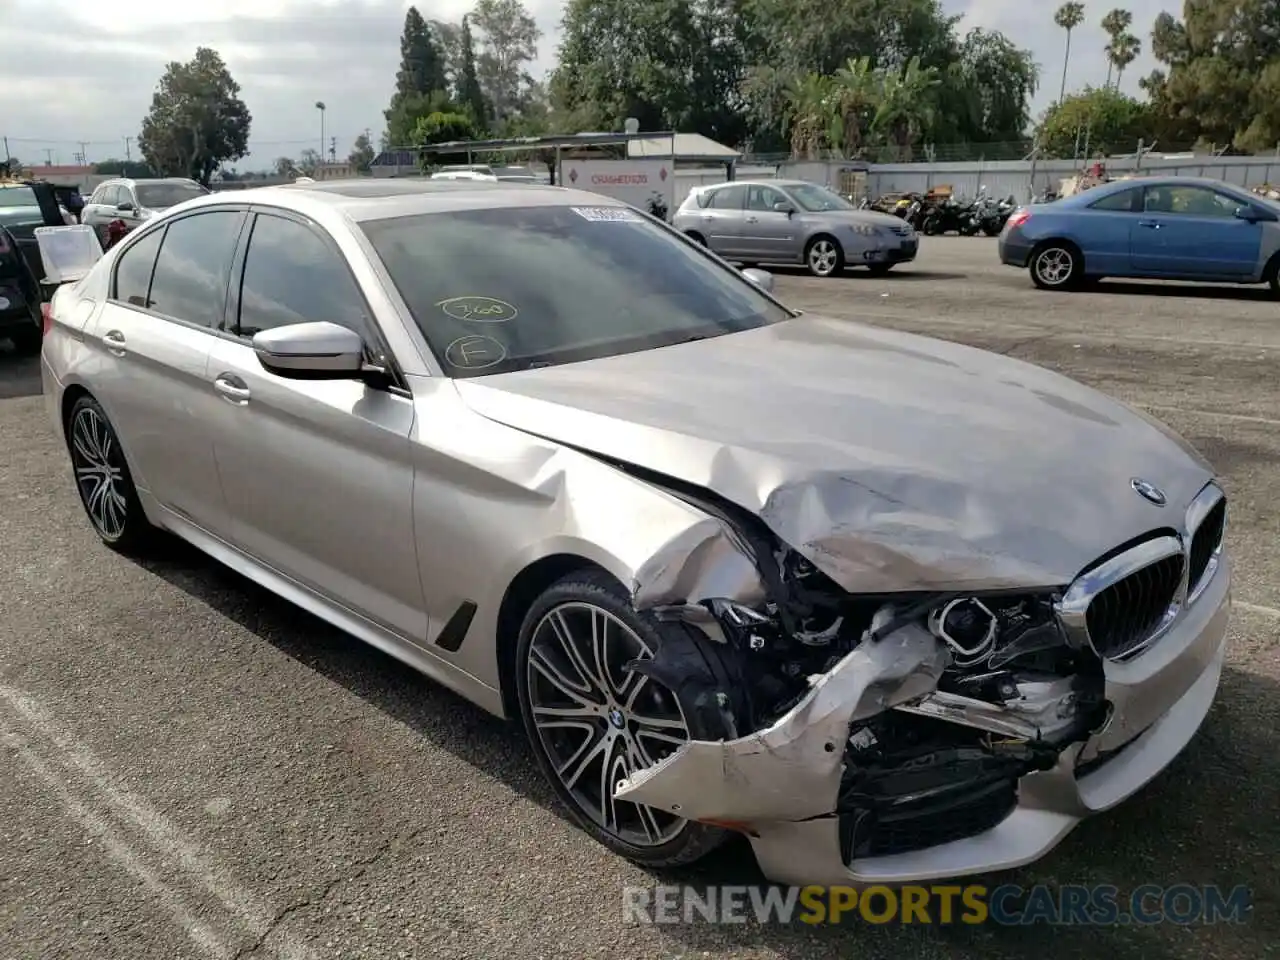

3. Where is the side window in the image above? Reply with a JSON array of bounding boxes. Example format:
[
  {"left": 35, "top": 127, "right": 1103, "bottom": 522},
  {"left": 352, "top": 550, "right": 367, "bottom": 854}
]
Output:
[
  {"left": 112, "top": 228, "right": 164, "bottom": 308},
  {"left": 746, "top": 185, "right": 785, "bottom": 211},
  {"left": 710, "top": 185, "right": 748, "bottom": 210},
  {"left": 236, "top": 214, "right": 368, "bottom": 338},
  {"left": 95, "top": 185, "right": 118, "bottom": 207},
  {"left": 146, "top": 211, "right": 245, "bottom": 328},
  {"left": 1145, "top": 186, "right": 1241, "bottom": 217},
  {"left": 1089, "top": 188, "right": 1137, "bottom": 212},
  {"left": 118, "top": 187, "right": 137, "bottom": 209}
]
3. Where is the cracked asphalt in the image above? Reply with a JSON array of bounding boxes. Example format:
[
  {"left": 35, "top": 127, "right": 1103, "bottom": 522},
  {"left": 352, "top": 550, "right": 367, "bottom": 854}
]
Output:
[{"left": 1, "top": 236, "right": 1277, "bottom": 959}]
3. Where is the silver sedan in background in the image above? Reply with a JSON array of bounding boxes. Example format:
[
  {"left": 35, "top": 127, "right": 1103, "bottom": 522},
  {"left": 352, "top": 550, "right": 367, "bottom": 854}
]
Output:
[
  {"left": 672, "top": 179, "right": 918, "bottom": 277},
  {"left": 42, "top": 179, "right": 1229, "bottom": 886}
]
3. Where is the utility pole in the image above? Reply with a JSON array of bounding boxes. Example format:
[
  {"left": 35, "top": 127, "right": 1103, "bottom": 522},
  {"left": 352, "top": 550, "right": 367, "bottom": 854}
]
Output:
[
  {"left": 78, "top": 141, "right": 89, "bottom": 165},
  {"left": 330, "top": 136, "right": 336, "bottom": 163},
  {"left": 2, "top": 136, "right": 9, "bottom": 163},
  {"left": 124, "top": 136, "right": 133, "bottom": 162},
  {"left": 44, "top": 148, "right": 54, "bottom": 166}
]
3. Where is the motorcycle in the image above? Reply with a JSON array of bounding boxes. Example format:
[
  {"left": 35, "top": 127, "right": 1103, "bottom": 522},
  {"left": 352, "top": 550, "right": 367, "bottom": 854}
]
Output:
[{"left": 922, "top": 197, "right": 976, "bottom": 236}]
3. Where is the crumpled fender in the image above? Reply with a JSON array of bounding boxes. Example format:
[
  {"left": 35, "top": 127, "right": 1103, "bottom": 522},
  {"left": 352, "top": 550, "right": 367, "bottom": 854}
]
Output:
[{"left": 613, "top": 623, "right": 947, "bottom": 822}]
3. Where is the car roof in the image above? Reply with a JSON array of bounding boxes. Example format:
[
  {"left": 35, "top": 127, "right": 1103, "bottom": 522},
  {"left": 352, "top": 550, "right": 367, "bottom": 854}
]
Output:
[
  {"left": 169, "top": 178, "right": 627, "bottom": 223},
  {"left": 102, "top": 177, "right": 204, "bottom": 187},
  {"left": 1066, "top": 175, "right": 1254, "bottom": 201}
]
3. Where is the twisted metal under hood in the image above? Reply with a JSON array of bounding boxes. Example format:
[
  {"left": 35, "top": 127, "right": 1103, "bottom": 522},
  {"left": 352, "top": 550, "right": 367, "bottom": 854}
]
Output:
[{"left": 453, "top": 315, "right": 1213, "bottom": 593}]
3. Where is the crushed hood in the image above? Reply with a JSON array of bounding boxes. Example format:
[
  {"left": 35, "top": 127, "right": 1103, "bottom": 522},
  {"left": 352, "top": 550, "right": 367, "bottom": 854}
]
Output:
[{"left": 453, "top": 315, "right": 1214, "bottom": 593}]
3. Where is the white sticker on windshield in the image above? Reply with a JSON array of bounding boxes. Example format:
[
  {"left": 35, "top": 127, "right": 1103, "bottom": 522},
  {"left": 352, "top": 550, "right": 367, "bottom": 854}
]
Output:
[{"left": 569, "top": 206, "right": 643, "bottom": 222}]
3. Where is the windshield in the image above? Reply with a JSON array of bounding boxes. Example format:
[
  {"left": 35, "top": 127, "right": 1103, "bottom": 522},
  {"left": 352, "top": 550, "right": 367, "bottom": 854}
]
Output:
[
  {"left": 136, "top": 182, "right": 209, "bottom": 209},
  {"left": 787, "top": 183, "right": 856, "bottom": 212},
  {"left": 0, "top": 185, "right": 38, "bottom": 209},
  {"left": 360, "top": 205, "right": 791, "bottom": 377}
]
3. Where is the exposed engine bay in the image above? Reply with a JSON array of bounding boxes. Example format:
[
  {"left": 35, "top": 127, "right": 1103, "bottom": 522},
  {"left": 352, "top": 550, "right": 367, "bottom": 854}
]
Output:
[{"left": 614, "top": 473, "right": 1114, "bottom": 858}]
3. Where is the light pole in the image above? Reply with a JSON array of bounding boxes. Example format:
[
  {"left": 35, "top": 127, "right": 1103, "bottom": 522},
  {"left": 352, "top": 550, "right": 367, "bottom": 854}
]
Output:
[{"left": 315, "top": 102, "right": 326, "bottom": 168}]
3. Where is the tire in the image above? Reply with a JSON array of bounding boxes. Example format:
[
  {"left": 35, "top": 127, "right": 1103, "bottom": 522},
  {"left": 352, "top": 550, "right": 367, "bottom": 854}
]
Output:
[
  {"left": 805, "top": 235, "right": 844, "bottom": 277},
  {"left": 868, "top": 263, "right": 895, "bottom": 276},
  {"left": 1266, "top": 254, "right": 1280, "bottom": 299},
  {"left": 515, "top": 569, "right": 731, "bottom": 868},
  {"left": 66, "top": 395, "right": 156, "bottom": 553},
  {"left": 1029, "top": 241, "right": 1082, "bottom": 290},
  {"left": 922, "top": 216, "right": 940, "bottom": 236},
  {"left": 684, "top": 231, "right": 706, "bottom": 246}
]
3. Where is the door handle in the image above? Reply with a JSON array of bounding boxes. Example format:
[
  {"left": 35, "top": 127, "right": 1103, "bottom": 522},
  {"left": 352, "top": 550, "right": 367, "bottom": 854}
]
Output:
[
  {"left": 700, "top": 215, "right": 713, "bottom": 222},
  {"left": 1137, "top": 219, "right": 1162, "bottom": 229},
  {"left": 213, "top": 374, "right": 251, "bottom": 404},
  {"left": 745, "top": 216, "right": 760, "bottom": 223},
  {"left": 102, "top": 329, "right": 127, "bottom": 356}
]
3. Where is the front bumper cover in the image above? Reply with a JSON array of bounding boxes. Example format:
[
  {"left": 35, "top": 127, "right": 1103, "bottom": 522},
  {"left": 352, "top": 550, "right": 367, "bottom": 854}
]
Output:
[{"left": 618, "top": 554, "right": 1231, "bottom": 885}]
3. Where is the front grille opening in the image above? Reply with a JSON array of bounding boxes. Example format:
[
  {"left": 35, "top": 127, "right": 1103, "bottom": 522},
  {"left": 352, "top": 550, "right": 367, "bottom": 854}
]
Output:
[
  {"left": 1085, "top": 553, "right": 1184, "bottom": 659},
  {"left": 840, "top": 776, "right": 1017, "bottom": 861},
  {"left": 1188, "top": 498, "right": 1226, "bottom": 595}
]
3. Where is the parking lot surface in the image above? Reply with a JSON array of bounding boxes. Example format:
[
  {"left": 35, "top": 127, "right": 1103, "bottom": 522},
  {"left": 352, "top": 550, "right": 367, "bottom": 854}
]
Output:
[{"left": 1, "top": 237, "right": 1276, "bottom": 959}]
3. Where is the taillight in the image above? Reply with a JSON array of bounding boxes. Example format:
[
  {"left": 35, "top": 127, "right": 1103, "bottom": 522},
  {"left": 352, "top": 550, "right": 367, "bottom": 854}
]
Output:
[
  {"left": 1006, "top": 208, "right": 1031, "bottom": 230},
  {"left": 41, "top": 302, "right": 53, "bottom": 335}
]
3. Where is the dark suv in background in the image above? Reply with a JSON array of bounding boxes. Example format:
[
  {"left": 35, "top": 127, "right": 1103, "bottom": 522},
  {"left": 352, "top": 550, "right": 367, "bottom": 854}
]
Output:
[{"left": 81, "top": 177, "right": 209, "bottom": 246}]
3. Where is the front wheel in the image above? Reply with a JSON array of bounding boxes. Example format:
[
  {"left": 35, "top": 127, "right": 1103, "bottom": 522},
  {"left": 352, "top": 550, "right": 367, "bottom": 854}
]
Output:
[
  {"left": 66, "top": 395, "right": 156, "bottom": 552},
  {"left": 1030, "top": 243, "right": 1081, "bottom": 290},
  {"left": 805, "top": 236, "right": 844, "bottom": 277},
  {"left": 516, "top": 571, "right": 730, "bottom": 867}
]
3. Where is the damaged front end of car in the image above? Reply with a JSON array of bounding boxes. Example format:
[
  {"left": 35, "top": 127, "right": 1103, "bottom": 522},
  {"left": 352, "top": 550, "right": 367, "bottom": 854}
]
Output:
[{"left": 610, "top": 469, "right": 1229, "bottom": 884}]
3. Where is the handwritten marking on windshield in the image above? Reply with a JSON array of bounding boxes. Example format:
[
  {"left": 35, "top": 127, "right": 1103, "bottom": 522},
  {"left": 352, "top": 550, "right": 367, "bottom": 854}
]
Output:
[
  {"left": 445, "top": 334, "right": 507, "bottom": 370},
  {"left": 436, "top": 296, "right": 519, "bottom": 323}
]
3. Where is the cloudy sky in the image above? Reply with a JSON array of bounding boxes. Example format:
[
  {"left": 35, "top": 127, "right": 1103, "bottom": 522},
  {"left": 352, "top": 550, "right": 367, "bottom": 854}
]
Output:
[{"left": 1, "top": 0, "right": 1175, "bottom": 170}]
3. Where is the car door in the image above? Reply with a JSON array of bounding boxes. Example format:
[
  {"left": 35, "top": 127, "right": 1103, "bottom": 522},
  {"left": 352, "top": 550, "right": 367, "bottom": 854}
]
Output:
[
  {"left": 1131, "top": 185, "right": 1262, "bottom": 278},
  {"left": 203, "top": 209, "right": 426, "bottom": 642},
  {"left": 83, "top": 184, "right": 118, "bottom": 240},
  {"left": 740, "top": 184, "right": 801, "bottom": 261},
  {"left": 1080, "top": 185, "right": 1142, "bottom": 275},
  {"left": 697, "top": 184, "right": 749, "bottom": 257},
  {"left": 87, "top": 209, "right": 246, "bottom": 536}
]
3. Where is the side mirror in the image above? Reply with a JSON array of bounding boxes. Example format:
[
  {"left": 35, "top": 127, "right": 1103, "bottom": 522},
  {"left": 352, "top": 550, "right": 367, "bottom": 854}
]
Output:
[
  {"left": 772, "top": 201, "right": 794, "bottom": 216},
  {"left": 252, "top": 321, "right": 366, "bottom": 379},
  {"left": 116, "top": 201, "right": 135, "bottom": 213},
  {"left": 742, "top": 267, "right": 775, "bottom": 292},
  {"left": 1235, "top": 205, "right": 1275, "bottom": 223}
]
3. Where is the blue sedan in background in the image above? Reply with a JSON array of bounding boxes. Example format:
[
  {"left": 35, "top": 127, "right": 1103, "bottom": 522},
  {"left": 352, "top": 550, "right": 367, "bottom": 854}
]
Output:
[{"left": 999, "top": 176, "right": 1280, "bottom": 294}]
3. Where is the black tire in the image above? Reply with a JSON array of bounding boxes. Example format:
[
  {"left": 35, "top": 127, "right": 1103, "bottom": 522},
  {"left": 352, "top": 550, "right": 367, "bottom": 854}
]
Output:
[
  {"left": 922, "top": 216, "right": 940, "bottom": 236},
  {"left": 66, "top": 395, "right": 156, "bottom": 553},
  {"left": 1029, "top": 241, "right": 1083, "bottom": 290},
  {"left": 515, "top": 569, "right": 731, "bottom": 868},
  {"left": 1265, "top": 254, "right": 1280, "bottom": 299},
  {"left": 868, "top": 263, "right": 895, "bottom": 276},
  {"left": 684, "top": 231, "right": 706, "bottom": 246},
  {"left": 804, "top": 235, "right": 844, "bottom": 277}
]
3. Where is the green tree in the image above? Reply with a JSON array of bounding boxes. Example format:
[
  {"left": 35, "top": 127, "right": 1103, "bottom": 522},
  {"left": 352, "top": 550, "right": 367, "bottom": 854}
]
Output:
[
  {"left": 830, "top": 57, "right": 879, "bottom": 157},
  {"left": 348, "top": 133, "right": 375, "bottom": 173},
  {"left": 297, "top": 149, "right": 320, "bottom": 176},
  {"left": 870, "top": 56, "right": 941, "bottom": 159},
  {"left": 471, "top": 0, "right": 540, "bottom": 125},
  {"left": 1107, "top": 32, "right": 1142, "bottom": 89},
  {"left": 137, "top": 47, "right": 251, "bottom": 186},
  {"left": 457, "top": 16, "right": 491, "bottom": 130},
  {"left": 274, "top": 157, "right": 298, "bottom": 178},
  {"left": 92, "top": 159, "right": 157, "bottom": 178},
  {"left": 1142, "top": 1, "right": 1280, "bottom": 153},
  {"left": 1054, "top": 2, "right": 1086, "bottom": 103},
  {"left": 1035, "top": 86, "right": 1150, "bottom": 158},
  {"left": 1100, "top": 9, "right": 1133, "bottom": 88},
  {"left": 937, "top": 28, "right": 1039, "bottom": 146},
  {"left": 383, "top": 7, "right": 450, "bottom": 146},
  {"left": 782, "top": 73, "right": 837, "bottom": 158}
]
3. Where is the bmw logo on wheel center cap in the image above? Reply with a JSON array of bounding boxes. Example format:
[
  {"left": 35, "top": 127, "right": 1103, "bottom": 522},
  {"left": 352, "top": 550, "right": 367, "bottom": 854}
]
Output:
[
  {"left": 608, "top": 708, "right": 625, "bottom": 728},
  {"left": 1131, "top": 478, "right": 1168, "bottom": 506}
]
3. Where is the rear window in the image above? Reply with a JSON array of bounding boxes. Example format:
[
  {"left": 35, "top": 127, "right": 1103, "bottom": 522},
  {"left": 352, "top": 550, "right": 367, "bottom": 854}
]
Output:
[
  {"left": 360, "top": 205, "right": 790, "bottom": 378},
  {"left": 135, "top": 182, "right": 209, "bottom": 208},
  {"left": 0, "top": 185, "right": 37, "bottom": 209}
]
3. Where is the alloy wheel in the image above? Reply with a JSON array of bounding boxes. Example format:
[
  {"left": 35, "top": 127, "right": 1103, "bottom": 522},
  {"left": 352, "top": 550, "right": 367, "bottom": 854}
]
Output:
[
  {"left": 1034, "top": 247, "right": 1075, "bottom": 287},
  {"left": 526, "top": 601, "right": 690, "bottom": 847},
  {"left": 69, "top": 405, "right": 129, "bottom": 540},
  {"left": 808, "top": 239, "right": 839, "bottom": 276}
]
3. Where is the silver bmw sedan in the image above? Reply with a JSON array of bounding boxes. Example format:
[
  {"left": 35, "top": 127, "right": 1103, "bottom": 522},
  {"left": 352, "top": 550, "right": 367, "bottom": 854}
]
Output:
[{"left": 41, "top": 179, "right": 1230, "bottom": 885}]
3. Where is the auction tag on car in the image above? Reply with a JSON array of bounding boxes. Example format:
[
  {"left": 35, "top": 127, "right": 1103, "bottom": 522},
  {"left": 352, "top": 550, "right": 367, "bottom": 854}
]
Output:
[{"left": 569, "top": 206, "right": 643, "bottom": 222}]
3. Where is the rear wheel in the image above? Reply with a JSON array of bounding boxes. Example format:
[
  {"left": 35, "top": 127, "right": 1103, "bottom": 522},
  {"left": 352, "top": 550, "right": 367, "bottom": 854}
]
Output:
[
  {"left": 516, "top": 570, "right": 730, "bottom": 867},
  {"left": 66, "top": 395, "right": 156, "bottom": 553},
  {"left": 1265, "top": 254, "right": 1280, "bottom": 298},
  {"left": 1030, "top": 242, "right": 1082, "bottom": 290},
  {"left": 805, "top": 236, "right": 844, "bottom": 277}
]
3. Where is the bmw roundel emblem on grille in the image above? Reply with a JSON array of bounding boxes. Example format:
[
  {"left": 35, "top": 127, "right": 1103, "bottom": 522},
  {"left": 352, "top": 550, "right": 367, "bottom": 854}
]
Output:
[{"left": 1131, "top": 478, "right": 1168, "bottom": 506}]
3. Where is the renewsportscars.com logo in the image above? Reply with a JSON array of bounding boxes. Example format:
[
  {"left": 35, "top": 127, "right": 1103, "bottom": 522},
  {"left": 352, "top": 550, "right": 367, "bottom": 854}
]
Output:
[{"left": 623, "top": 883, "right": 1253, "bottom": 926}]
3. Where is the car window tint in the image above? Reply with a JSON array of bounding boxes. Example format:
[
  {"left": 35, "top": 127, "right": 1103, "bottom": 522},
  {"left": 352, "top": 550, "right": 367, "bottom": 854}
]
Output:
[
  {"left": 1146, "top": 186, "right": 1242, "bottom": 217},
  {"left": 746, "top": 186, "right": 785, "bottom": 211},
  {"left": 112, "top": 228, "right": 163, "bottom": 308},
  {"left": 710, "top": 185, "right": 747, "bottom": 210},
  {"left": 236, "top": 214, "right": 368, "bottom": 338},
  {"left": 693, "top": 190, "right": 714, "bottom": 209},
  {"left": 1089, "top": 189, "right": 1137, "bottom": 212},
  {"left": 146, "top": 211, "right": 243, "bottom": 328},
  {"left": 136, "top": 182, "right": 209, "bottom": 209}
]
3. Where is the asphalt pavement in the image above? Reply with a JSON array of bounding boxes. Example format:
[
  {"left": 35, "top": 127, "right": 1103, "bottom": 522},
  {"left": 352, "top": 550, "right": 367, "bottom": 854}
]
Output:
[{"left": 1, "top": 237, "right": 1276, "bottom": 959}]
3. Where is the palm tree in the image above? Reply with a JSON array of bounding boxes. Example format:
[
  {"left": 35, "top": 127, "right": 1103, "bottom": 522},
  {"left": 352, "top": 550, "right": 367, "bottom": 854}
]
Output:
[
  {"left": 1108, "top": 32, "right": 1142, "bottom": 89},
  {"left": 870, "top": 57, "right": 940, "bottom": 161},
  {"left": 783, "top": 73, "right": 837, "bottom": 159},
  {"left": 1101, "top": 8, "right": 1134, "bottom": 88},
  {"left": 831, "top": 57, "right": 879, "bottom": 158},
  {"left": 1054, "top": 2, "right": 1086, "bottom": 103}
]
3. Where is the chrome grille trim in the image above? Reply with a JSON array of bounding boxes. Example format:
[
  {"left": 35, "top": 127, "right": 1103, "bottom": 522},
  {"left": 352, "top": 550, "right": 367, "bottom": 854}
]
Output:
[{"left": 1055, "top": 481, "right": 1227, "bottom": 662}]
